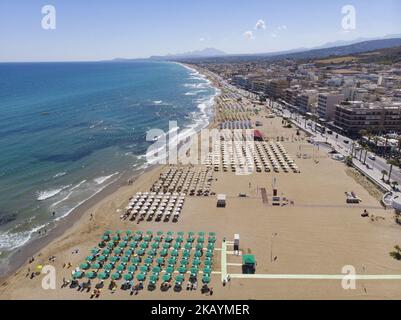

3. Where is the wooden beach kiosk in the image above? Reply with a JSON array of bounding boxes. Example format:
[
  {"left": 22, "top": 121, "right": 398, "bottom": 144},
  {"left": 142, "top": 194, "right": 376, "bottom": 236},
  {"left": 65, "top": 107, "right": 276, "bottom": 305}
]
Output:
[{"left": 242, "top": 255, "right": 256, "bottom": 274}]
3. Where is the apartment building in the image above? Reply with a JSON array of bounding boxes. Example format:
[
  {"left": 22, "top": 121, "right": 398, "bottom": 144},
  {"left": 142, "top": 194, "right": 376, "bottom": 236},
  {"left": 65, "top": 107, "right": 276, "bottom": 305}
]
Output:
[
  {"left": 317, "top": 92, "right": 344, "bottom": 121},
  {"left": 334, "top": 101, "right": 401, "bottom": 135}
]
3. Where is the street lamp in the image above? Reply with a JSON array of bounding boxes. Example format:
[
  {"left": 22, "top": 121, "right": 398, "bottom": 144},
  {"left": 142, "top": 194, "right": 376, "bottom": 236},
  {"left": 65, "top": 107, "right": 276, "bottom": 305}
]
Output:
[{"left": 270, "top": 233, "right": 278, "bottom": 263}]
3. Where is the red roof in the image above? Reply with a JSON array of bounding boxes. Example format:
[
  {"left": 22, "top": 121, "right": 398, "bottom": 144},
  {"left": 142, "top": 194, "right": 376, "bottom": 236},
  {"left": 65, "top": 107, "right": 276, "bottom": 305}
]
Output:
[{"left": 254, "top": 130, "right": 263, "bottom": 139}]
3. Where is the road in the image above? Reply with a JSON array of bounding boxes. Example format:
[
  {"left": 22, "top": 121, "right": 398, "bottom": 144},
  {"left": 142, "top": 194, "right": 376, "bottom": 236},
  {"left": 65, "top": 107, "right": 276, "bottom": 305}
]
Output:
[{"left": 272, "top": 101, "right": 401, "bottom": 187}]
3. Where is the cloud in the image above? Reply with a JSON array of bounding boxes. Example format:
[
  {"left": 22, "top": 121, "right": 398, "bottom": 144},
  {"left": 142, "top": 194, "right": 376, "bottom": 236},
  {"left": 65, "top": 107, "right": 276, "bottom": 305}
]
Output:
[
  {"left": 271, "top": 33, "right": 277, "bottom": 38},
  {"left": 277, "top": 25, "right": 287, "bottom": 31},
  {"left": 255, "top": 19, "right": 266, "bottom": 30},
  {"left": 199, "top": 37, "right": 205, "bottom": 42},
  {"left": 243, "top": 31, "right": 255, "bottom": 40}
]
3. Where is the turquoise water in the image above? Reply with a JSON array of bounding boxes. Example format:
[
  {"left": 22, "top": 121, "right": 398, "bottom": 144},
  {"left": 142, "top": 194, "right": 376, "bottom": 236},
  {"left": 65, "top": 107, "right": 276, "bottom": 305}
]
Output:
[{"left": 0, "top": 61, "right": 217, "bottom": 260}]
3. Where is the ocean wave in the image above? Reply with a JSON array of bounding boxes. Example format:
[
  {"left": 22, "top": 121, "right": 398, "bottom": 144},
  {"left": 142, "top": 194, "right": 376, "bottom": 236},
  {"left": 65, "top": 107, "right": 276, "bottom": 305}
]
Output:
[
  {"left": 50, "top": 180, "right": 87, "bottom": 207},
  {"left": 153, "top": 100, "right": 163, "bottom": 104},
  {"left": 53, "top": 172, "right": 67, "bottom": 178},
  {"left": 94, "top": 172, "right": 119, "bottom": 185},
  {"left": 37, "top": 185, "right": 71, "bottom": 201}
]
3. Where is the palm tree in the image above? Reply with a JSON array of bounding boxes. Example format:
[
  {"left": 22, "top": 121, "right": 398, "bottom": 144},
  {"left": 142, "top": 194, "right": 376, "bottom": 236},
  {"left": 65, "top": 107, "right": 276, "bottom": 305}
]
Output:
[
  {"left": 387, "top": 158, "right": 397, "bottom": 183},
  {"left": 381, "top": 170, "right": 388, "bottom": 181}
]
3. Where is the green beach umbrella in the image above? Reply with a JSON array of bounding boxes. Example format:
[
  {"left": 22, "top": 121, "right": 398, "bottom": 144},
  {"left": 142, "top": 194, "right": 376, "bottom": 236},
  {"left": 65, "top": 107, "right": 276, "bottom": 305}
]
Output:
[
  {"left": 165, "top": 236, "right": 173, "bottom": 243},
  {"left": 128, "top": 265, "right": 137, "bottom": 273},
  {"left": 192, "top": 259, "right": 201, "bottom": 266},
  {"left": 116, "top": 264, "right": 125, "bottom": 272},
  {"left": 183, "top": 251, "right": 191, "bottom": 259},
  {"left": 101, "top": 236, "right": 109, "bottom": 242},
  {"left": 180, "top": 259, "right": 189, "bottom": 266},
  {"left": 197, "top": 237, "right": 205, "bottom": 244},
  {"left": 167, "top": 231, "right": 174, "bottom": 236},
  {"left": 116, "top": 230, "right": 122, "bottom": 235},
  {"left": 121, "top": 256, "right": 130, "bottom": 264},
  {"left": 132, "top": 257, "right": 141, "bottom": 264},
  {"left": 162, "top": 274, "right": 171, "bottom": 282},
  {"left": 202, "top": 275, "right": 211, "bottom": 284},
  {"left": 147, "top": 249, "right": 157, "bottom": 256},
  {"left": 123, "top": 273, "right": 133, "bottom": 281},
  {"left": 151, "top": 242, "right": 159, "bottom": 249},
  {"left": 168, "top": 257, "right": 177, "bottom": 265},
  {"left": 206, "top": 251, "right": 213, "bottom": 259},
  {"left": 157, "top": 231, "right": 164, "bottom": 236},
  {"left": 107, "top": 242, "right": 114, "bottom": 249},
  {"left": 190, "top": 266, "right": 199, "bottom": 274},
  {"left": 175, "top": 237, "right": 183, "bottom": 243},
  {"left": 86, "top": 271, "right": 97, "bottom": 280},
  {"left": 98, "top": 241, "right": 106, "bottom": 248},
  {"left": 195, "top": 251, "right": 202, "bottom": 258},
  {"left": 97, "top": 272, "right": 109, "bottom": 280},
  {"left": 140, "top": 265, "right": 148, "bottom": 273},
  {"left": 91, "top": 248, "right": 100, "bottom": 254},
  {"left": 176, "top": 274, "right": 184, "bottom": 283},
  {"left": 144, "top": 236, "right": 152, "bottom": 242},
  {"left": 136, "top": 273, "right": 146, "bottom": 281},
  {"left": 166, "top": 266, "right": 174, "bottom": 274},
  {"left": 73, "top": 271, "right": 84, "bottom": 279},
  {"left": 129, "top": 242, "right": 138, "bottom": 249},
  {"left": 124, "top": 249, "right": 133, "bottom": 256},
  {"left": 188, "top": 232, "right": 195, "bottom": 237},
  {"left": 144, "top": 257, "right": 153, "bottom": 265},
  {"left": 112, "top": 236, "right": 120, "bottom": 242},
  {"left": 173, "top": 243, "right": 181, "bottom": 250},
  {"left": 80, "top": 262, "right": 90, "bottom": 270},
  {"left": 102, "top": 249, "right": 111, "bottom": 255},
  {"left": 185, "top": 243, "right": 192, "bottom": 250},
  {"left": 162, "top": 243, "right": 170, "bottom": 249},
  {"left": 187, "top": 237, "right": 194, "bottom": 243},
  {"left": 136, "top": 230, "right": 143, "bottom": 235},
  {"left": 118, "top": 241, "right": 127, "bottom": 248},
  {"left": 146, "top": 231, "right": 153, "bottom": 235},
  {"left": 123, "top": 236, "right": 130, "bottom": 242},
  {"left": 104, "top": 263, "right": 114, "bottom": 271},
  {"left": 204, "top": 260, "right": 212, "bottom": 266},
  {"left": 103, "top": 230, "right": 112, "bottom": 236},
  {"left": 126, "top": 230, "right": 132, "bottom": 236},
  {"left": 177, "top": 232, "right": 184, "bottom": 236},
  {"left": 114, "top": 248, "right": 122, "bottom": 255},
  {"left": 152, "top": 266, "right": 161, "bottom": 273},
  {"left": 150, "top": 274, "right": 158, "bottom": 283},
  {"left": 134, "top": 235, "right": 142, "bottom": 241},
  {"left": 154, "top": 236, "right": 161, "bottom": 242},
  {"left": 178, "top": 266, "right": 187, "bottom": 274},
  {"left": 207, "top": 244, "right": 214, "bottom": 251},
  {"left": 208, "top": 232, "right": 216, "bottom": 237},
  {"left": 196, "top": 244, "right": 203, "bottom": 250},
  {"left": 160, "top": 249, "right": 168, "bottom": 257},
  {"left": 86, "top": 255, "right": 95, "bottom": 262},
  {"left": 203, "top": 266, "right": 212, "bottom": 275},
  {"left": 109, "top": 256, "right": 119, "bottom": 263},
  {"left": 111, "top": 273, "right": 121, "bottom": 280},
  {"left": 156, "top": 257, "right": 165, "bottom": 265},
  {"left": 91, "top": 262, "right": 101, "bottom": 270},
  {"left": 136, "top": 249, "right": 145, "bottom": 256},
  {"left": 140, "top": 242, "right": 148, "bottom": 249},
  {"left": 171, "top": 249, "right": 179, "bottom": 257},
  {"left": 198, "top": 232, "right": 205, "bottom": 237},
  {"left": 208, "top": 237, "right": 216, "bottom": 243}
]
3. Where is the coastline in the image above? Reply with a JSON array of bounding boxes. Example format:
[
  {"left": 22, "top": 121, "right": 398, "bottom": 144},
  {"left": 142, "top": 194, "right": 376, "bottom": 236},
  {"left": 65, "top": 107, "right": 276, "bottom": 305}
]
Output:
[{"left": 0, "top": 63, "right": 222, "bottom": 283}]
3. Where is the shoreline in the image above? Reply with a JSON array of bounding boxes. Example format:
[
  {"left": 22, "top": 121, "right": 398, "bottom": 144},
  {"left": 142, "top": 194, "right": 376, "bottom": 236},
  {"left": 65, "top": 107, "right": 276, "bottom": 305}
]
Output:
[{"left": 0, "top": 63, "right": 222, "bottom": 283}]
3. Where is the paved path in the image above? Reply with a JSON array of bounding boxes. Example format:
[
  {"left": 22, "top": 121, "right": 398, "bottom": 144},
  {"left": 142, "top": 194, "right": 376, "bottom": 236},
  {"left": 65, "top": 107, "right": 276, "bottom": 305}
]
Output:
[{"left": 229, "top": 273, "right": 401, "bottom": 280}]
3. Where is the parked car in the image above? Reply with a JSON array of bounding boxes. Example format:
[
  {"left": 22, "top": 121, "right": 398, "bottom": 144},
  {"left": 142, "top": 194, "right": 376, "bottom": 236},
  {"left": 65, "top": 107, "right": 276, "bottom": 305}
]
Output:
[
  {"left": 343, "top": 140, "right": 350, "bottom": 144},
  {"left": 368, "top": 155, "right": 376, "bottom": 161}
]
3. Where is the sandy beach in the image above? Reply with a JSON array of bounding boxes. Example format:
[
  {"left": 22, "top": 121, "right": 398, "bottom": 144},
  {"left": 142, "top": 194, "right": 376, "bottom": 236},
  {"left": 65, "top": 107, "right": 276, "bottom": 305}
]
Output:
[{"left": 1, "top": 66, "right": 401, "bottom": 300}]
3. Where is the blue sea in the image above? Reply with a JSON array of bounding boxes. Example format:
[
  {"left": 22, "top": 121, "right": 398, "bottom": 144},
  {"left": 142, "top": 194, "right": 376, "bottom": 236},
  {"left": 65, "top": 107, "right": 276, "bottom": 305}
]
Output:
[{"left": 0, "top": 61, "right": 217, "bottom": 265}]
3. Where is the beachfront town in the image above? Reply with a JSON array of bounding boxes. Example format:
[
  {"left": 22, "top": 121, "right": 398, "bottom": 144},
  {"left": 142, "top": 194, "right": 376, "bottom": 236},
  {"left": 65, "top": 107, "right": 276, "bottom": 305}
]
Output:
[{"left": 192, "top": 54, "right": 401, "bottom": 193}]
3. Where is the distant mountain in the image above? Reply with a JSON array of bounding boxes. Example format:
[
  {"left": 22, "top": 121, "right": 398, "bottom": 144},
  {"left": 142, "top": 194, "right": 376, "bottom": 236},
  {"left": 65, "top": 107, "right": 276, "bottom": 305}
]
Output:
[
  {"left": 180, "top": 37, "right": 401, "bottom": 63},
  {"left": 149, "top": 48, "right": 227, "bottom": 60}
]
